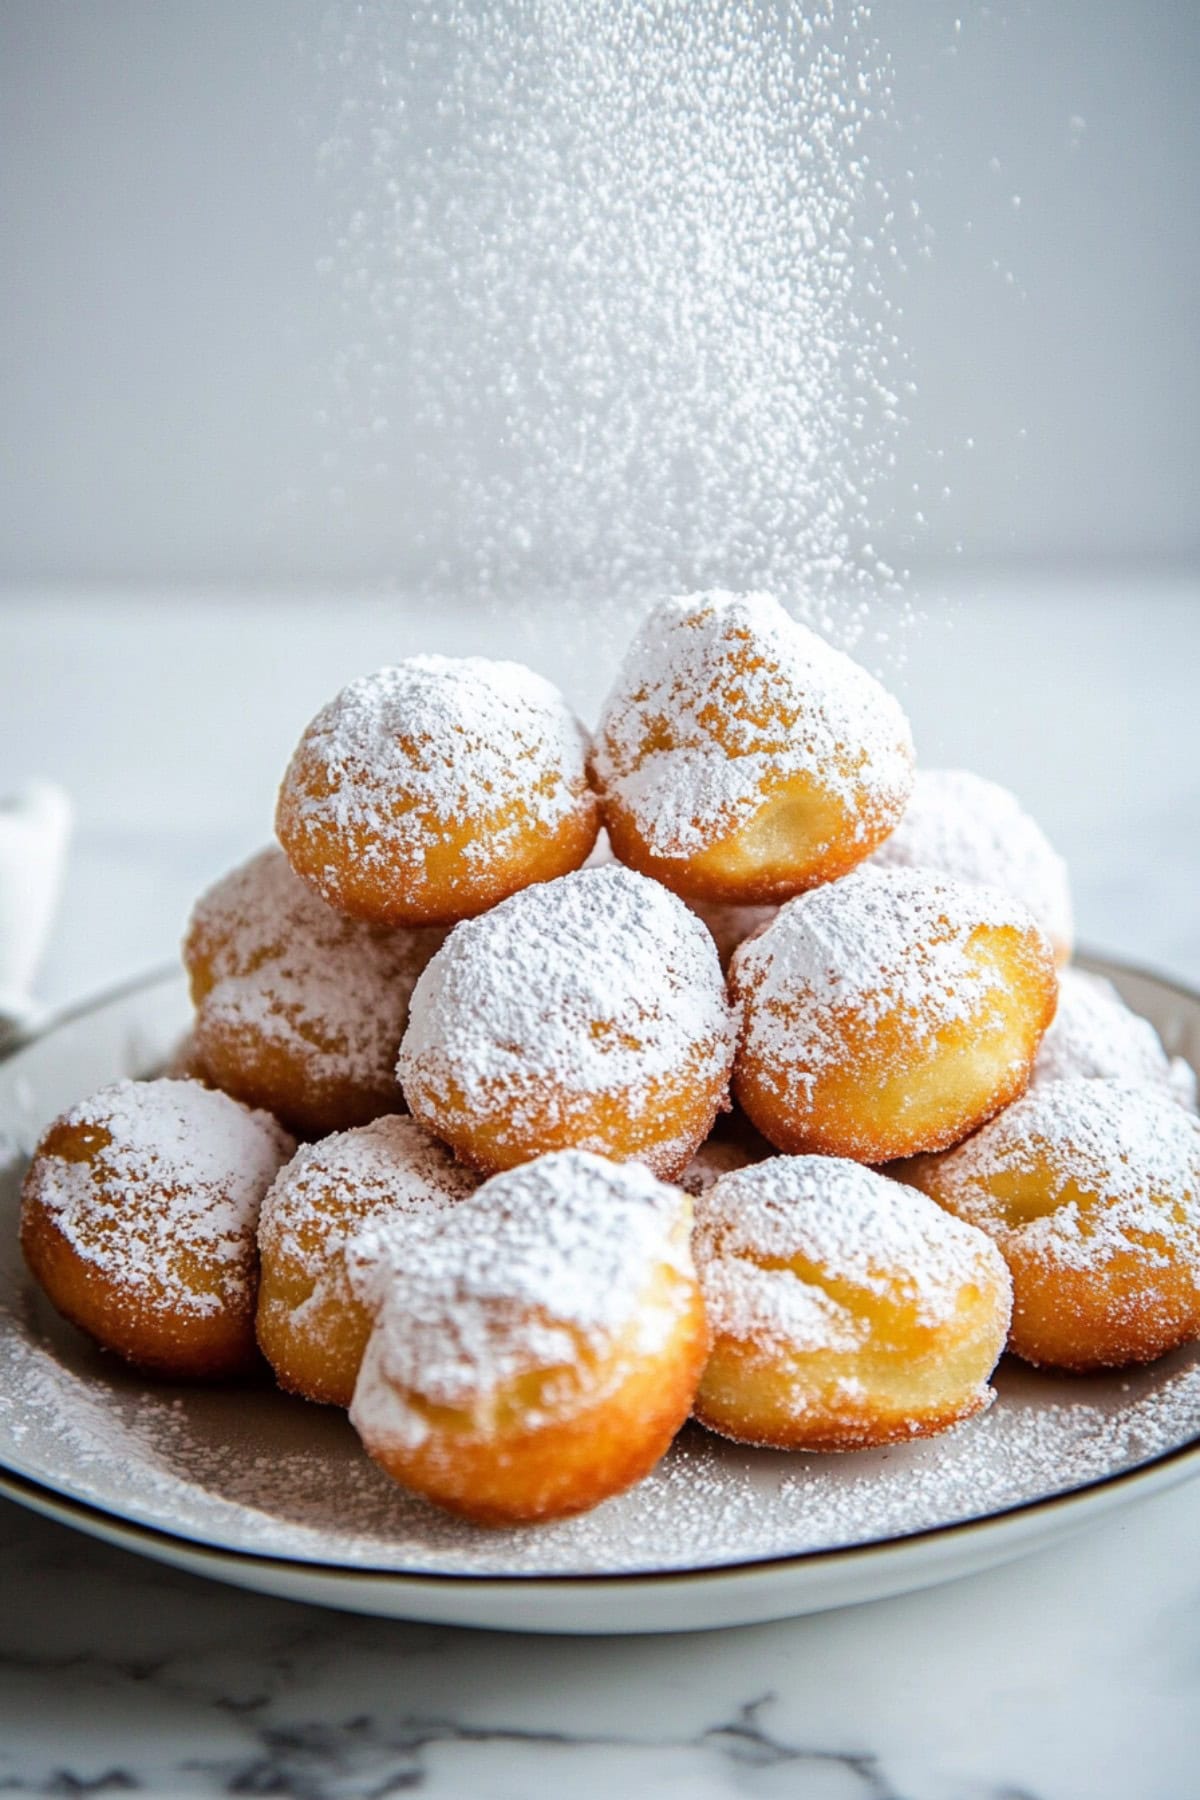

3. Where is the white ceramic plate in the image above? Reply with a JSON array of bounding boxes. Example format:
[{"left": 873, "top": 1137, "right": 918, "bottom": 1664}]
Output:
[{"left": 2, "top": 959, "right": 1200, "bottom": 1635}]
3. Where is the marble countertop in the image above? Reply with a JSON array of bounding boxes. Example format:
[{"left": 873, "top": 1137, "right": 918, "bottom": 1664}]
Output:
[{"left": 2, "top": 576, "right": 1199, "bottom": 1798}]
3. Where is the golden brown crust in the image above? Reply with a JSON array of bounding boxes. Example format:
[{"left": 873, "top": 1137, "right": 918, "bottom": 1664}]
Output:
[
  {"left": 906, "top": 1081, "right": 1200, "bottom": 1372},
  {"left": 690, "top": 1155, "right": 1012, "bottom": 1452},
  {"left": 693, "top": 1387, "right": 992, "bottom": 1453},
  {"left": 731, "top": 915, "right": 1059, "bottom": 1165},
  {"left": 590, "top": 592, "right": 914, "bottom": 908},
  {"left": 405, "top": 1048, "right": 731, "bottom": 1182},
  {"left": 277, "top": 775, "right": 600, "bottom": 929},
  {"left": 21, "top": 1199, "right": 259, "bottom": 1379},
  {"left": 601, "top": 773, "right": 900, "bottom": 907},
  {"left": 255, "top": 1119, "right": 478, "bottom": 1407},
  {"left": 19, "top": 1082, "right": 292, "bottom": 1382},
  {"left": 1004, "top": 1245, "right": 1200, "bottom": 1372},
  {"left": 361, "top": 1284, "right": 709, "bottom": 1525},
  {"left": 183, "top": 849, "right": 448, "bottom": 1138},
  {"left": 274, "top": 659, "right": 601, "bottom": 928},
  {"left": 255, "top": 1255, "right": 366, "bottom": 1407}
]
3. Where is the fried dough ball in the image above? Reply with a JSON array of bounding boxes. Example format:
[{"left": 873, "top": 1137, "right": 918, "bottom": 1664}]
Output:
[
  {"left": 20, "top": 1079, "right": 294, "bottom": 1379},
  {"left": 1034, "top": 966, "right": 1196, "bottom": 1106},
  {"left": 256, "top": 1115, "right": 478, "bottom": 1407},
  {"left": 590, "top": 591, "right": 914, "bottom": 905},
  {"left": 276, "top": 655, "right": 599, "bottom": 927},
  {"left": 184, "top": 847, "right": 444, "bottom": 1138},
  {"left": 398, "top": 863, "right": 736, "bottom": 1178},
  {"left": 870, "top": 768, "right": 1074, "bottom": 965},
  {"left": 349, "top": 1150, "right": 708, "bottom": 1524},
  {"left": 903, "top": 1079, "right": 1200, "bottom": 1371},
  {"left": 730, "top": 866, "right": 1058, "bottom": 1164},
  {"left": 692, "top": 1156, "right": 1011, "bottom": 1450}
]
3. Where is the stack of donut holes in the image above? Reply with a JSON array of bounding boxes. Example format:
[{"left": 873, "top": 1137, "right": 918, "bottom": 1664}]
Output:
[{"left": 21, "top": 592, "right": 1200, "bottom": 1527}]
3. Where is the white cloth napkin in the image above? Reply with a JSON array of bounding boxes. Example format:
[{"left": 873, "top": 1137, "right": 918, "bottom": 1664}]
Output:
[{"left": 0, "top": 781, "right": 72, "bottom": 1036}]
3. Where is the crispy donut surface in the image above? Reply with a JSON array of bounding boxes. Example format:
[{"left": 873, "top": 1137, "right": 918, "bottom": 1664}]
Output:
[
  {"left": 256, "top": 1115, "right": 479, "bottom": 1407},
  {"left": 349, "top": 1151, "right": 707, "bottom": 1524},
  {"left": 398, "top": 863, "right": 736, "bottom": 1177},
  {"left": 20, "top": 1078, "right": 293, "bottom": 1379},
  {"left": 591, "top": 591, "right": 914, "bottom": 905},
  {"left": 904, "top": 1078, "right": 1200, "bottom": 1371},
  {"left": 184, "top": 846, "right": 443, "bottom": 1137},
  {"left": 276, "top": 655, "right": 599, "bottom": 927},
  {"left": 730, "top": 865, "right": 1058, "bottom": 1163},
  {"left": 692, "top": 1155, "right": 1011, "bottom": 1451}
]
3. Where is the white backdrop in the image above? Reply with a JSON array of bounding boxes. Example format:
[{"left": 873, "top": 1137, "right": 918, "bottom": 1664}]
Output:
[{"left": 1, "top": 0, "right": 1197, "bottom": 587}]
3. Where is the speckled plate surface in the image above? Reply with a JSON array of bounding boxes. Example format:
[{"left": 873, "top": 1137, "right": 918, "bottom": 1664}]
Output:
[{"left": 2, "top": 959, "right": 1200, "bottom": 1634}]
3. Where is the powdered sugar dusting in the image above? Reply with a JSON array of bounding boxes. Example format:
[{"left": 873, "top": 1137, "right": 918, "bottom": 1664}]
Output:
[
  {"left": 398, "top": 863, "right": 734, "bottom": 1125},
  {"left": 1035, "top": 966, "right": 1192, "bottom": 1102},
  {"left": 6, "top": 968, "right": 1200, "bottom": 1579},
  {"left": 925, "top": 1078, "right": 1200, "bottom": 1276},
  {"left": 731, "top": 864, "right": 1048, "bottom": 1072},
  {"left": 259, "top": 1115, "right": 478, "bottom": 1289},
  {"left": 279, "top": 654, "right": 594, "bottom": 875},
  {"left": 350, "top": 1151, "right": 693, "bottom": 1450},
  {"left": 870, "top": 768, "right": 1073, "bottom": 957},
  {"left": 592, "top": 592, "right": 913, "bottom": 858},
  {"left": 22, "top": 1079, "right": 294, "bottom": 1315},
  {"left": 695, "top": 1155, "right": 1007, "bottom": 1352},
  {"left": 186, "top": 846, "right": 444, "bottom": 1104}
]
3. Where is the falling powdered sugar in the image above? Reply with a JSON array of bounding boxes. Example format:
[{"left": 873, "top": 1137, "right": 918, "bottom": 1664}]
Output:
[
  {"left": 870, "top": 768, "right": 1074, "bottom": 957},
  {"left": 22, "top": 1079, "right": 294, "bottom": 1314},
  {"left": 694, "top": 1155, "right": 1007, "bottom": 1354},
  {"left": 398, "top": 863, "right": 734, "bottom": 1124},
  {"left": 312, "top": 3, "right": 915, "bottom": 647},
  {"left": 592, "top": 591, "right": 914, "bottom": 859},
  {"left": 350, "top": 1150, "right": 694, "bottom": 1450}
]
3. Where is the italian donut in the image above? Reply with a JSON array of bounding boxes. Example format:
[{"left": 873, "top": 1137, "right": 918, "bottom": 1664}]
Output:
[
  {"left": 276, "top": 655, "right": 599, "bottom": 926},
  {"left": 398, "top": 863, "right": 736, "bottom": 1178},
  {"left": 730, "top": 865, "right": 1058, "bottom": 1163},
  {"left": 905, "top": 1078, "right": 1200, "bottom": 1370},
  {"left": 184, "top": 846, "right": 443, "bottom": 1137},
  {"left": 349, "top": 1150, "right": 707, "bottom": 1524},
  {"left": 590, "top": 590, "right": 914, "bottom": 905},
  {"left": 692, "top": 1155, "right": 1011, "bottom": 1450},
  {"left": 20, "top": 1078, "right": 293, "bottom": 1379},
  {"left": 256, "top": 1114, "right": 478, "bottom": 1406}
]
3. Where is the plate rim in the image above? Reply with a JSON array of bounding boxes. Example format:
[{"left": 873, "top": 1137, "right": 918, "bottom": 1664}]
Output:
[
  {"left": 3, "top": 1413, "right": 1200, "bottom": 1596},
  {"left": 4, "top": 952, "right": 1200, "bottom": 1593}
]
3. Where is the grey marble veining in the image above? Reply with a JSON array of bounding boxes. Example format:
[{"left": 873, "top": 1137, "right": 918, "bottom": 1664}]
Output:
[{"left": 2, "top": 1481, "right": 1199, "bottom": 1798}]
